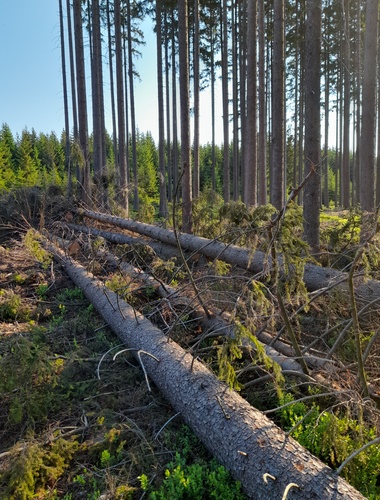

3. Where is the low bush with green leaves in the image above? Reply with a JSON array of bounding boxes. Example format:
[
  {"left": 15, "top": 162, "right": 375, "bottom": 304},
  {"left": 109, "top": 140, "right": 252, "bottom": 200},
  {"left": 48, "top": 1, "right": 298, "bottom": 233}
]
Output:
[{"left": 277, "top": 393, "right": 380, "bottom": 498}]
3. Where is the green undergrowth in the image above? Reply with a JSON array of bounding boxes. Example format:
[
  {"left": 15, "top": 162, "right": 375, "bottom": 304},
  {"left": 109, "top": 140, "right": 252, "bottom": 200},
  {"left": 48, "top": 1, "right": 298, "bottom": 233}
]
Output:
[
  {"left": 0, "top": 276, "right": 246, "bottom": 500},
  {"left": 275, "top": 392, "right": 380, "bottom": 499},
  {"left": 139, "top": 425, "right": 245, "bottom": 500}
]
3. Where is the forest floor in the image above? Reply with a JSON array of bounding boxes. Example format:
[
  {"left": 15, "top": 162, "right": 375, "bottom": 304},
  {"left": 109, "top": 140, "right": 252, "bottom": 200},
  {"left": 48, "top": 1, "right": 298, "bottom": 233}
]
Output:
[
  {"left": 0, "top": 191, "right": 246, "bottom": 499},
  {"left": 0, "top": 189, "right": 380, "bottom": 499}
]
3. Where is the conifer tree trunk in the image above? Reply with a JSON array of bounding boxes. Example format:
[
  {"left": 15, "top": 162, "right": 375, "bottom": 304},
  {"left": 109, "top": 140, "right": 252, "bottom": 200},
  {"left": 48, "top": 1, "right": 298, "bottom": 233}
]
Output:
[
  {"left": 178, "top": 0, "right": 192, "bottom": 232},
  {"left": 258, "top": 0, "right": 267, "bottom": 206},
  {"left": 156, "top": 0, "right": 168, "bottom": 218},
  {"left": 341, "top": 0, "right": 350, "bottom": 209},
  {"left": 171, "top": 16, "right": 179, "bottom": 201},
  {"left": 127, "top": 0, "right": 139, "bottom": 212},
  {"left": 193, "top": 0, "right": 200, "bottom": 199},
  {"left": 114, "top": 0, "right": 129, "bottom": 213},
  {"left": 73, "top": 0, "right": 91, "bottom": 205},
  {"left": 360, "top": 0, "right": 379, "bottom": 212},
  {"left": 231, "top": 2, "right": 239, "bottom": 201},
  {"left": 303, "top": 0, "right": 322, "bottom": 252},
  {"left": 91, "top": 0, "right": 107, "bottom": 206},
  {"left": 58, "top": 0, "right": 72, "bottom": 199},
  {"left": 164, "top": 11, "right": 172, "bottom": 204},
  {"left": 244, "top": 0, "right": 257, "bottom": 207},
  {"left": 106, "top": 0, "right": 118, "bottom": 178},
  {"left": 271, "top": 0, "right": 285, "bottom": 210},
  {"left": 221, "top": 0, "right": 230, "bottom": 202}
]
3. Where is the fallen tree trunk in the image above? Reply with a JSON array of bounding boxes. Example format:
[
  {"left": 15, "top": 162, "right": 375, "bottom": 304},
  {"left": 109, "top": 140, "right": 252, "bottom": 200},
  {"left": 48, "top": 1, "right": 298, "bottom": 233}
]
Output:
[
  {"left": 46, "top": 238, "right": 364, "bottom": 499},
  {"left": 56, "top": 225, "right": 328, "bottom": 374},
  {"left": 100, "top": 248, "right": 305, "bottom": 374},
  {"left": 60, "top": 224, "right": 344, "bottom": 372},
  {"left": 60, "top": 222, "right": 187, "bottom": 262},
  {"left": 75, "top": 209, "right": 380, "bottom": 302}
]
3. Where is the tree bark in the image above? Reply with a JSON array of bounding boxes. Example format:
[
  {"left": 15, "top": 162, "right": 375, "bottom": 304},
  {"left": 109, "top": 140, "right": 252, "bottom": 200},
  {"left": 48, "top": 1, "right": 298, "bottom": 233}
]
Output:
[
  {"left": 127, "top": 0, "right": 139, "bottom": 212},
  {"left": 193, "top": 0, "right": 200, "bottom": 199},
  {"left": 360, "top": 0, "right": 379, "bottom": 212},
  {"left": 221, "top": 0, "right": 230, "bottom": 202},
  {"left": 58, "top": 0, "right": 71, "bottom": 199},
  {"left": 303, "top": 0, "right": 322, "bottom": 252},
  {"left": 114, "top": 0, "right": 129, "bottom": 212},
  {"left": 178, "top": 0, "right": 192, "bottom": 233},
  {"left": 341, "top": 0, "right": 350, "bottom": 209},
  {"left": 156, "top": 0, "right": 168, "bottom": 218},
  {"left": 73, "top": 0, "right": 91, "bottom": 205},
  {"left": 258, "top": 0, "right": 267, "bottom": 206},
  {"left": 271, "top": 0, "right": 285, "bottom": 210},
  {"left": 47, "top": 240, "right": 365, "bottom": 500},
  {"left": 244, "top": 0, "right": 257, "bottom": 207},
  {"left": 75, "top": 208, "right": 380, "bottom": 304}
]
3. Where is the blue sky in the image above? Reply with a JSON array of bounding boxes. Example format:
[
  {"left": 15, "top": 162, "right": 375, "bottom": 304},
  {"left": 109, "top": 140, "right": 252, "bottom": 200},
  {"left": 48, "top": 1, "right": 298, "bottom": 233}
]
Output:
[
  {"left": 0, "top": 1, "right": 222, "bottom": 144},
  {"left": 0, "top": 1, "right": 65, "bottom": 137}
]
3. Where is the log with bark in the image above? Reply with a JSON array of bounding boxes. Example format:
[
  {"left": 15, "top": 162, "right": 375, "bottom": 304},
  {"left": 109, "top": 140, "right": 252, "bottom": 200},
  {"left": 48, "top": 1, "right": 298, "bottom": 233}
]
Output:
[
  {"left": 59, "top": 223, "right": 345, "bottom": 373},
  {"left": 99, "top": 247, "right": 305, "bottom": 374},
  {"left": 46, "top": 237, "right": 365, "bottom": 499},
  {"left": 74, "top": 208, "right": 380, "bottom": 302},
  {"left": 60, "top": 222, "right": 187, "bottom": 262}
]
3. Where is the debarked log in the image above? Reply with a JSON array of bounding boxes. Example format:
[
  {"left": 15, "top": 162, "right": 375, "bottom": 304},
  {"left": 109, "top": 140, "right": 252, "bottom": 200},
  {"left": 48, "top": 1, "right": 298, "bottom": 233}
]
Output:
[
  {"left": 75, "top": 209, "right": 380, "bottom": 302},
  {"left": 46, "top": 238, "right": 364, "bottom": 499}
]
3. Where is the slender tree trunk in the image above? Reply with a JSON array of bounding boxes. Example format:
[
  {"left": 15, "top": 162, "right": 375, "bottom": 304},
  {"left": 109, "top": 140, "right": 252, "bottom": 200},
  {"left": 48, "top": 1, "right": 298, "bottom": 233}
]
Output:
[
  {"left": 360, "top": 0, "right": 379, "bottom": 212},
  {"left": 73, "top": 0, "right": 91, "bottom": 205},
  {"left": 239, "top": 0, "right": 247, "bottom": 202},
  {"left": 91, "top": 0, "right": 107, "bottom": 207},
  {"left": 127, "top": 0, "right": 139, "bottom": 212},
  {"left": 258, "top": 0, "right": 267, "bottom": 205},
  {"left": 156, "top": 0, "right": 168, "bottom": 218},
  {"left": 106, "top": 0, "right": 118, "bottom": 178},
  {"left": 303, "top": 0, "right": 322, "bottom": 252},
  {"left": 271, "top": 0, "right": 285, "bottom": 209},
  {"left": 171, "top": 16, "right": 179, "bottom": 201},
  {"left": 354, "top": 0, "right": 361, "bottom": 206},
  {"left": 178, "top": 0, "right": 192, "bottom": 233},
  {"left": 164, "top": 11, "right": 172, "bottom": 203},
  {"left": 210, "top": 33, "right": 216, "bottom": 192},
  {"left": 66, "top": 0, "right": 78, "bottom": 141},
  {"left": 323, "top": 11, "right": 330, "bottom": 207},
  {"left": 66, "top": 0, "right": 80, "bottom": 194},
  {"left": 231, "top": 3, "right": 239, "bottom": 201},
  {"left": 244, "top": 0, "right": 257, "bottom": 207},
  {"left": 298, "top": 44, "right": 305, "bottom": 206},
  {"left": 123, "top": 32, "right": 130, "bottom": 185},
  {"left": 193, "top": 0, "right": 200, "bottom": 199},
  {"left": 221, "top": 0, "right": 230, "bottom": 202},
  {"left": 114, "top": 0, "right": 128, "bottom": 212},
  {"left": 341, "top": 0, "right": 350, "bottom": 209},
  {"left": 59, "top": 0, "right": 72, "bottom": 199}
]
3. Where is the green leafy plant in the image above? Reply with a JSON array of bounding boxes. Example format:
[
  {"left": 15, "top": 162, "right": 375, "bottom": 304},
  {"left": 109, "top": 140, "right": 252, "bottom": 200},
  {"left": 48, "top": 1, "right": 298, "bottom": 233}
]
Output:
[
  {"left": 0, "top": 329, "right": 64, "bottom": 428},
  {"left": 141, "top": 453, "right": 244, "bottom": 500},
  {"left": 3, "top": 438, "right": 79, "bottom": 499},
  {"left": 0, "top": 290, "right": 23, "bottom": 320},
  {"left": 277, "top": 393, "right": 380, "bottom": 498},
  {"left": 24, "top": 229, "right": 52, "bottom": 269}
]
